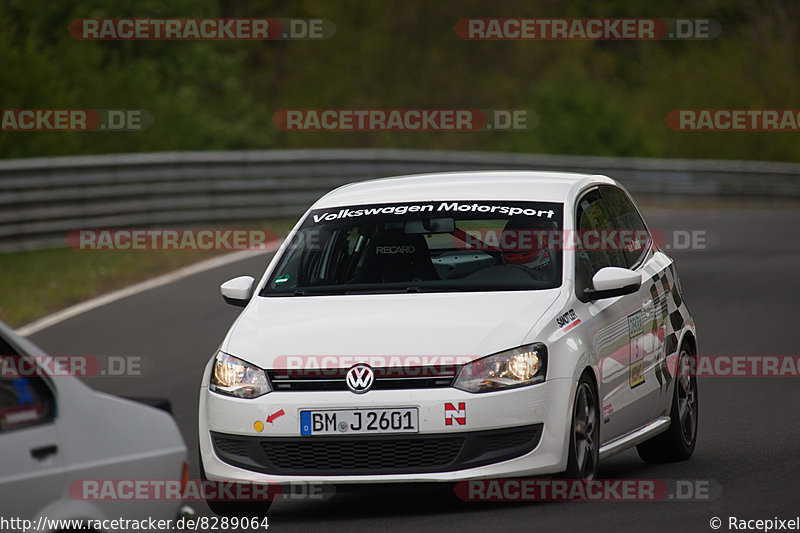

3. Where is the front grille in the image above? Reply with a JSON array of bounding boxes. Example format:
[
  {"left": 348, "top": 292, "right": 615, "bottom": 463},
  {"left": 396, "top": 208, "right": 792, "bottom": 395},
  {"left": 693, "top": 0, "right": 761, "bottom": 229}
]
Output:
[
  {"left": 214, "top": 438, "right": 249, "bottom": 457},
  {"left": 211, "top": 424, "right": 543, "bottom": 476},
  {"left": 262, "top": 436, "right": 464, "bottom": 471},
  {"left": 268, "top": 366, "right": 456, "bottom": 392},
  {"left": 484, "top": 429, "right": 536, "bottom": 452}
]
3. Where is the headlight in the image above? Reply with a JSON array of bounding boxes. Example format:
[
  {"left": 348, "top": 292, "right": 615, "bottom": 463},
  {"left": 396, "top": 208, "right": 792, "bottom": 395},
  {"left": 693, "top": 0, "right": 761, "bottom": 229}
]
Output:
[
  {"left": 210, "top": 352, "right": 271, "bottom": 398},
  {"left": 453, "top": 343, "right": 547, "bottom": 393}
]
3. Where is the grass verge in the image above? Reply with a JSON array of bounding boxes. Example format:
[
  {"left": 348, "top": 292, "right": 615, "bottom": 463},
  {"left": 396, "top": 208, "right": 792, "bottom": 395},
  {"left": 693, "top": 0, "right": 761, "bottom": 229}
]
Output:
[
  {"left": 0, "top": 222, "right": 296, "bottom": 329},
  {"left": 0, "top": 247, "right": 230, "bottom": 329}
]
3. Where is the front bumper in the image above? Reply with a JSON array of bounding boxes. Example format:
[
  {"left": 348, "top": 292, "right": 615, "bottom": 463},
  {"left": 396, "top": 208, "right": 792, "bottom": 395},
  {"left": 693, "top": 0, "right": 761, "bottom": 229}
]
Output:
[
  {"left": 211, "top": 424, "right": 543, "bottom": 475},
  {"left": 199, "top": 377, "right": 575, "bottom": 484}
]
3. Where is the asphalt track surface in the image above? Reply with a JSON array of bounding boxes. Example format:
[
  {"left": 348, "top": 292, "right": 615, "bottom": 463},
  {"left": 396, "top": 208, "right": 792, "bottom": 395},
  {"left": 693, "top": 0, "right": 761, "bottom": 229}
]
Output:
[{"left": 29, "top": 206, "right": 800, "bottom": 533}]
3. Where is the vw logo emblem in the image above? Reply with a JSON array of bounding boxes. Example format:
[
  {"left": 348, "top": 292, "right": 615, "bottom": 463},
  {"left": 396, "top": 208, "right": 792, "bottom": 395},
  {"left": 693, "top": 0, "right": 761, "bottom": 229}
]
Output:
[{"left": 346, "top": 364, "right": 374, "bottom": 394}]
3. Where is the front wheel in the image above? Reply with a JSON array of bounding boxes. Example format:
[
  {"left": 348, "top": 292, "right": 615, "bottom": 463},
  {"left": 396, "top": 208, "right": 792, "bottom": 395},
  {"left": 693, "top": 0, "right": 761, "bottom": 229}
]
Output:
[
  {"left": 637, "top": 347, "right": 698, "bottom": 462},
  {"left": 563, "top": 374, "right": 600, "bottom": 480}
]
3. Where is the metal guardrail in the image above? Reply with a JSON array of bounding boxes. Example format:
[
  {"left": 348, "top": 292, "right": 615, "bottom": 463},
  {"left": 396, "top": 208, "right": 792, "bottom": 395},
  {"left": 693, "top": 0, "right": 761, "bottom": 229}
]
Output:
[{"left": 1, "top": 148, "right": 799, "bottom": 251}]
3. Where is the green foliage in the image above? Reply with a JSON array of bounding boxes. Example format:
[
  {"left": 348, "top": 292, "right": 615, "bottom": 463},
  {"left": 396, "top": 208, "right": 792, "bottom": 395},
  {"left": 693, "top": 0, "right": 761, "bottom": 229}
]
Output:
[{"left": 1, "top": 0, "right": 798, "bottom": 161}]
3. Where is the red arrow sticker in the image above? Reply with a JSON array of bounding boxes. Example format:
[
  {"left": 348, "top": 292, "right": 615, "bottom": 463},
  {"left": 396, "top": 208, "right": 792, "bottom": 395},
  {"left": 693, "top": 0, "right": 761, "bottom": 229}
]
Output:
[{"left": 266, "top": 409, "right": 285, "bottom": 424}]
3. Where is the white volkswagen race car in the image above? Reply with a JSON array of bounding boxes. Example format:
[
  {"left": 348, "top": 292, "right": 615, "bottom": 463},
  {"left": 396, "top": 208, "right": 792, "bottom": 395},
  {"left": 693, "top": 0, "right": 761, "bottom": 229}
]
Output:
[{"left": 198, "top": 171, "right": 698, "bottom": 515}]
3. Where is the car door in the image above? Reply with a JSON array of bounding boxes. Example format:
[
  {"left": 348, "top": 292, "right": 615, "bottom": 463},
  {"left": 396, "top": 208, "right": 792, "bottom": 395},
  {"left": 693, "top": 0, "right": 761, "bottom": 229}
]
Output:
[
  {"left": 573, "top": 188, "right": 649, "bottom": 441},
  {"left": 0, "top": 340, "right": 66, "bottom": 520},
  {"left": 599, "top": 185, "right": 667, "bottom": 421}
]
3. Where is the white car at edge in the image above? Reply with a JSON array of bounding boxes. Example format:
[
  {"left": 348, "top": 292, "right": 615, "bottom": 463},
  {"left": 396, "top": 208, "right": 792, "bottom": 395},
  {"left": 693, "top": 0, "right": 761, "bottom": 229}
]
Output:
[
  {"left": 199, "top": 171, "right": 698, "bottom": 515},
  {"left": 0, "top": 320, "right": 191, "bottom": 530}
]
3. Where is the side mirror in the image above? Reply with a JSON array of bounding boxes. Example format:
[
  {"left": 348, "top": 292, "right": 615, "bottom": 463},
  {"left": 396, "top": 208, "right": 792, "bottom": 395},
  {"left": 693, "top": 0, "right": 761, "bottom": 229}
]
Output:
[
  {"left": 584, "top": 267, "right": 641, "bottom": 301},
  {"left": 221, "top": 276, "right": 255, "bottom": 307}
]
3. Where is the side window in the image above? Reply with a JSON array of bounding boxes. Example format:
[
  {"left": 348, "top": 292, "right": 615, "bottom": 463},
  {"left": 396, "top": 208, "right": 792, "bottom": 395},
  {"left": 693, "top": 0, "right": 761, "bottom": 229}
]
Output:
[
  {"left": 0, "top": 335, "right": 18, "bottom": 357},
  {"left": 600, "top": 186, "right": 650, "bottom": 268},
  {"left": 0, "top": 355, "right": 56, "bottom": 433},
  {"left": 575, "top": 189, "right": 627, "bottom": 300}
]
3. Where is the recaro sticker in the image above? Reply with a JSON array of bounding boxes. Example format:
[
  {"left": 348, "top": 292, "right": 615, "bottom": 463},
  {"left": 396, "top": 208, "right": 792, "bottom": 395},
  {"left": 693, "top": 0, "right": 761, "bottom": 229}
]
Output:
[{"left": 375, "top": 245, "right": 416, "bottom": 254}]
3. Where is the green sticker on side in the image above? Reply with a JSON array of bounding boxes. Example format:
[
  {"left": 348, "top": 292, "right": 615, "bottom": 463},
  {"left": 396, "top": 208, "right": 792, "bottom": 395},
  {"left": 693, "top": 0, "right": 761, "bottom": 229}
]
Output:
[{"left": 274, "top": 274, "right": 290, "bottom": 284}]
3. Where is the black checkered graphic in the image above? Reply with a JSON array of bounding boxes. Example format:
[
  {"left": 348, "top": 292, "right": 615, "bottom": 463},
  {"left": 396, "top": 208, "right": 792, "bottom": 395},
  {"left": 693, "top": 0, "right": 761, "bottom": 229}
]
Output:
[{"left": 642, "top": 260, "right": 693, "bottom": 390}]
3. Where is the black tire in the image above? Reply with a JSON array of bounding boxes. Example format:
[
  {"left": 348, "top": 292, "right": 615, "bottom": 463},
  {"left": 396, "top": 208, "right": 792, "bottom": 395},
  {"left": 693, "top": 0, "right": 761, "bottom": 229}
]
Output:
[
  {"left": 637, "top": 347, "right": 698, "bottom": 462},
  {"left": 199, "top": 450, "right": 273, "bottom": 516},
  {"left": 563, "top": 373, "right": 600, "bottom": 480}
]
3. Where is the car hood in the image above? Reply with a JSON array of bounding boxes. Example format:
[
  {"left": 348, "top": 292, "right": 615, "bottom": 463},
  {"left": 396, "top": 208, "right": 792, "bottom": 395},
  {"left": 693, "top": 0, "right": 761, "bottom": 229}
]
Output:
[{"left": 223, "top": 289, "right": 561, "bottom": 369}]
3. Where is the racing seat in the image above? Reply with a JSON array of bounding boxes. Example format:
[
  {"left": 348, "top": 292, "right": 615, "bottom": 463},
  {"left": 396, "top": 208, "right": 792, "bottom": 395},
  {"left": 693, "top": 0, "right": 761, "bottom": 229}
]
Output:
[
  {"left": 500, "top": 216, "right": 554, "bottom": 267},
  {"left": 359, "top": 231, "right": 439, "bottom": 283}
]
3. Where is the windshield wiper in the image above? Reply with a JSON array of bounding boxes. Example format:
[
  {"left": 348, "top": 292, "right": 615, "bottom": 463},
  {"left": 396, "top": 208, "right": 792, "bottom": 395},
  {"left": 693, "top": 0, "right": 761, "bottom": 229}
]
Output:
[
  {"left": 344, "top": 286, "right": 457, "bottom": 294},
  {"left": 342, "top": 287, "right": 426, "bottom": 295},
  {"left": 292, "top": 289, "right": 345, "bottom": 296},
  {"left": 257, "top": 289, "right": 344, "bottom": 296}
]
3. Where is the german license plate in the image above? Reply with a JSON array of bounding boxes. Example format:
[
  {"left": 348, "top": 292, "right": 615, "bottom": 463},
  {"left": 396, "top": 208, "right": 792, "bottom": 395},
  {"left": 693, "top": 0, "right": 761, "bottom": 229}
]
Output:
[{"left": 300, "top": 408, "right": 419, "bottom": 435}]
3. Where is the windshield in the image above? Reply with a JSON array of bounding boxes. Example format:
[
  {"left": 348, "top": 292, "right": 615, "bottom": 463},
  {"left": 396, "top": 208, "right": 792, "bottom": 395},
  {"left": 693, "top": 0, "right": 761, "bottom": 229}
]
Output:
[{"left": 261, "top": 200, "right": 563, "bottom": 296}]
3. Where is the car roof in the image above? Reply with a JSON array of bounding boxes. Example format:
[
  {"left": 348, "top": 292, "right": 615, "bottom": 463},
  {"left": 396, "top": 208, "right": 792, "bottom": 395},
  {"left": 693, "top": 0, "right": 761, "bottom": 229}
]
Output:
[{"left": 312, "top": 170, "right": 618, "bottom": 208}]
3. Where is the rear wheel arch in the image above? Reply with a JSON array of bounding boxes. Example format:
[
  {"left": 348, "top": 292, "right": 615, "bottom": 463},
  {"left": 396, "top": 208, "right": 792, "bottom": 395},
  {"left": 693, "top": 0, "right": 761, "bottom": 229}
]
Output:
[
  {"left": 637, "top": 339, "right": 698, "bottom": 462},
  {"left": 581, "top": 366, "right": 599, "bottom": 389},
  {"left": 680, "top": 331, "right": 697, "bottom": 355},
  {"left": 673, "top": 330, "right": 697, "bottom": 396}
]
